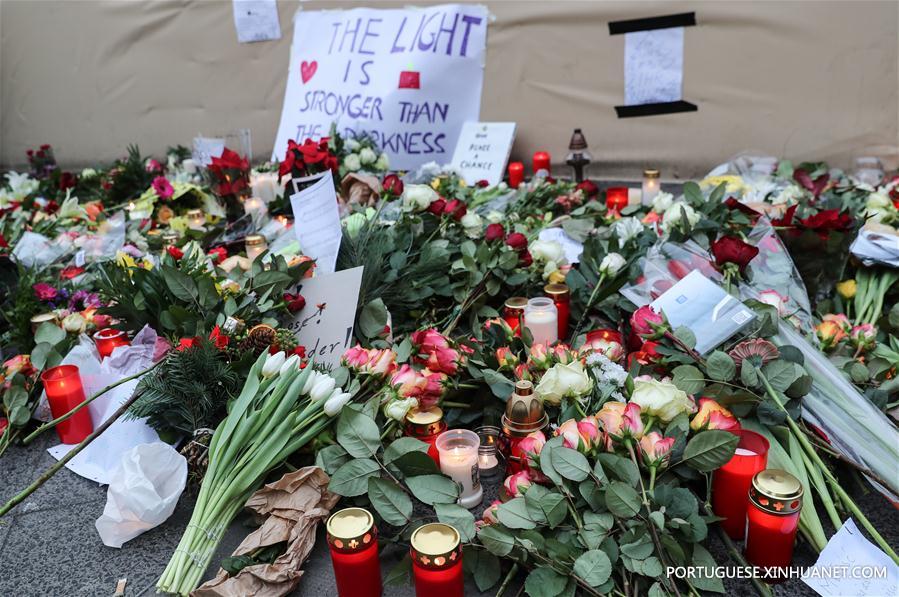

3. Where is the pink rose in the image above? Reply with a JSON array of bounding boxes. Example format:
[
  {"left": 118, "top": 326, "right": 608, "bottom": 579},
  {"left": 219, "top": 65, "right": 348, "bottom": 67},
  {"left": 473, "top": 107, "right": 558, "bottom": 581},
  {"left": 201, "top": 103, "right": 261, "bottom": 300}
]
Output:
[
  {"left": 495, "top": 346, "right": 518, "bottom": 369},
  {"left": 516, "top": 430, "right": 546, "bottom": 468},
  {"left": 690, "top": 398, "right": 741, "bottom": 432},
  {"left": 390, "top": 364, "right": 427, "bottom": 399},
  {"left": 366, "top": 348, "right": 397, "bottom": 376},
  {"left": 639, "top": 432, "right": 675, "bottom": 467},
  {"left": 477, "top": 500, "right": 502, "bottom": 528},
  {"left": 555, "top": 415, "right": 600, "bottom": 453},
  {"left": 411, "top": 328, "right": 450, "bottom": 353},
  {"left": 850, "top": 324, "right": 877, "bottom": 352},
  {"left": 425, "top": 345, "right": 462, "bottom": 375},
  {"left": 418, "top": 369, "right": 447, "bottom": 410},
  {"left": 579, "top": 337, "right": 624, "bottom": 362},
  {"left": 503, "top": 470, "right": 532, "bottom": 498},
  {"left": 630, "top": 305, "right": 668, "bottom": 340},
  {"left": 342, "top": 344, "right": 371, "bottom": 369}
]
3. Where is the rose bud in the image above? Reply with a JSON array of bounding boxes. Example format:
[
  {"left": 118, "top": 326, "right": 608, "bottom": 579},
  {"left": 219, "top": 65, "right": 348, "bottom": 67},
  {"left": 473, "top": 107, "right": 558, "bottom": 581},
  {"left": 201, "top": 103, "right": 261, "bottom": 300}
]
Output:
[
  {"left": 382, "top": 173, "right": 404, "bottom": 196},
  {"left": 284, "top": 292, "right": 306, "bottom": 313},
  {"left": 850, "top": 323, "right": 877, "bottom": 352},
  {"left": 478, "top": 500, "right": 502, "bottom": 528},
  {"left": 621, "top": 402, "right": 644, "bottom": 440},
  {"left": 485, "top": 223, "right": 505, "bottom": 242},
  {"left": 816, "top": 319, "right": 846, "bottom": 350},
  {"left": 555, "top": 416, "right": 600, "bottom": 453},
  {"left": 495, "top": 346, "right": 519, "bottom": 369},
  {"left": 503, "top": 470, "right": 532, "bottom": 498},
  {"left": 576, "top": 180, "right": 599, "bottom": 199},
  {"left": 411, "top": 328, "right": 451, "bottom": 353},
  {"left": 443, "top": 198, "right": 467, "bottom": 220},
  {"left": 366, "top": 348, "right": 397, "bottom": 376},
  {"left": 505, "top": 232, "right": 528, "bottom": 251},
  {"left": 823, "top": 313, "right": 852, "bottom": 333},
  {"left": 516, "top": 430, "right": 546, "bottom": 468},
  {"left": 596, "top": 401, "right": 626, "bottom": 439},
  {"left": 528, "top": 343, "right": 552, "bottom": 368},
  {"left": 690, "top": 398, "right": 741, "bottom": 432},
  {"left": 630, "top": 305, "right": 668, "bottom": 340},
  {"left": 425, "top": 345, "right": 462, "bottom": 375},
  {"left": 638, "top": 432, "right": 675, "bottom": 468},
  {"left": 518, "top": 250, "right": 533, "bottom": 267},
  {"left": 427, "top": 198, "right": 447, "bottom": 215}
]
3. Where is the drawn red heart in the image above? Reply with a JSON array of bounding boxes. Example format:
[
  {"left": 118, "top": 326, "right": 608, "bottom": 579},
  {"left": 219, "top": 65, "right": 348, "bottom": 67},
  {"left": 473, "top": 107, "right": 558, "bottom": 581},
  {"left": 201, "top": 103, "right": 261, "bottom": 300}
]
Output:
[{"left": 300, "top": 60, "right": 317, "bottom": 84}]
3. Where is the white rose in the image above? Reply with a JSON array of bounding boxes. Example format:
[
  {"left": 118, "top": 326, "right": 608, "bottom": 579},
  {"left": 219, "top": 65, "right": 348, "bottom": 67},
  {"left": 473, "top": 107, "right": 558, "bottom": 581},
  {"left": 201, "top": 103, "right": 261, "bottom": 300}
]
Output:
[
  {"left": 324, "top": 391, "right": 353, "bottom": 416},
  {"left": 374, "top": 153, "right": 390, "bottom": 171},
  {"left": 535, "top": 362, "right": 593, "bottom": 406},
  {"left": 80, "top": 168, "right": 97, "bottom": 178},
  {"left": 652, "top": 191, "right": 674, "bottom": 213},
  {"left": 344, "top": 138, "right": 360, "bottom": 151},
  {"left": 62, "top": 313, "right": 86, "bottom": 334},
  {"left": 262, "top": 351, "right": 286, "bottom": 378},
  {"left": 662, "top": 202, "right": 700, "bottom": 232},
  {"left": 460, "top": 211, "right": 483, "bottom": 238},
  {"left": 529, "top": 239, "right": 566, "bottom": 265},
  {"left": 612, "top": 217, "right": 644, "bottom": 247},
  {"left": 485, "top": 210, "right": 504, "bottom": 224},
  {"left": 359, "top": 147, "right": 377, "bottom": 165},
  {"left": 343, "top": 154, "right": 362, "bottom": 172},
  {"left": 385, "top": 397, "right": 418, "bottom": 422},
  {"left": 630, "top": 378, "right": 695, "bottom": 422},
  {"left": 401, "top": 184, "right": 438, "bottom": 212},
  {"left": 599, "top": 253, "right": 627, "bottom": 276},
  {"left": 772, "top": 184, "right": 804, "bottom": 206}
]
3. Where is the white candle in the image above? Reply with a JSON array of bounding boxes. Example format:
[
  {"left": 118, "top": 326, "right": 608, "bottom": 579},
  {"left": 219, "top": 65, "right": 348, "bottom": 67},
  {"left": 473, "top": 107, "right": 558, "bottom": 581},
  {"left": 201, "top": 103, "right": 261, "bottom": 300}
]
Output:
[
  {"left": 250, "top": 172, "right": 282, "bottom": 204},
  {"left": 478, "top": 452, "right": 499, "bottom": 469},
  {"left": 436, "top": 430, "right": 483, "bottom": 508},
  {"left": 642, "top": 169, "right": 660, "bottom": 206},
  {"left": 523, "top": 297, "right": 558, "bottom": 345}
]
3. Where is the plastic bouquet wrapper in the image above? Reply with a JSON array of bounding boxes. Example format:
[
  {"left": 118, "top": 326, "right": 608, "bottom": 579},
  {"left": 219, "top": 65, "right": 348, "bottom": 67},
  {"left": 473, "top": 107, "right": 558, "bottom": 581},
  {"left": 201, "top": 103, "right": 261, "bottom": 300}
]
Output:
[
  {"left": 10, "top": 213, "right": 126, "bottom": 269},
  {"left": 849, "top": 220, "right": 899, "bottom": 268},
  {"left": 620, "top": 238, "right": 724, "bottom": 306}
]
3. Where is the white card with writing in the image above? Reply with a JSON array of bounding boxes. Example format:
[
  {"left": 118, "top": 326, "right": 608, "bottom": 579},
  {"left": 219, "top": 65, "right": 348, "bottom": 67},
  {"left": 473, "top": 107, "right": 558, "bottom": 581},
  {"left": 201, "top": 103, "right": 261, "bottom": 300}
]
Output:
[
  {"left": 191, "top": 136, "right": 226, "bottom": 166},
  {"left": 624, "top": 27, "right": 683, "bottom": 105},
  {"left": 232, "top": 0, "right": 281, "bottom": 44},
  {"left": 802, "top": 518, "right": 899, "bottom": 596},
  {"left": 284, "top": 267, "right": 364, "bottom": 369},
  {"left": 538, "top": 227, "right": 583, "bottom": 264},
  {"left": 289, "top": 171, "right": 342, "bottom": 274},
  {"left": 450, "top": 122, "right": 516, "bottom": 185}
]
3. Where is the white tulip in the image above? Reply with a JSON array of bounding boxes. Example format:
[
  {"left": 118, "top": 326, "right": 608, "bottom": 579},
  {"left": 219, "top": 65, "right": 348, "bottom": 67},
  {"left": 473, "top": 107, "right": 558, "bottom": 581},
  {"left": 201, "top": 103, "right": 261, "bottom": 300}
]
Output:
[
  {"left": 324, "top": 392, "right": 354, "bottom": 416},
  {"left": 262, "top": 351, "right": 286, "bottom": 378},
  {"left": 279, "top": 354, "right": 300, "bottom": 377},
  {"left": 310, "top": 376, "right": 337, "bottom": 402},
  {"left": 599, "top": 253, "right": 627, "bottom": 276},
  {"left": 302, "top": 370, "right": 323, "bottom": 395}
]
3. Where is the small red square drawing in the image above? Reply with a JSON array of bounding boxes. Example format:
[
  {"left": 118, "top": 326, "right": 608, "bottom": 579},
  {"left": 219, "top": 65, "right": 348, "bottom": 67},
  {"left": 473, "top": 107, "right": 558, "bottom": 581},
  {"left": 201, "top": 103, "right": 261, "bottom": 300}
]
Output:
[{"left": 398, "top": 70, "right": 420, "bottom": 89}]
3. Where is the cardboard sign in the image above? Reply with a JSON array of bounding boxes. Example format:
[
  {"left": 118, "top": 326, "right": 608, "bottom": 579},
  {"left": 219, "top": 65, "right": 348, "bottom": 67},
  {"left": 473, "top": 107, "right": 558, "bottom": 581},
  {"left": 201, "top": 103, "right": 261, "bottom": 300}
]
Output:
[
  {"left": 450, "top": 122, "right": 516, "bottom": 185},
  {"left": 289, "top": 171, "right": 342, "bottom": 274},
  {"left": 284, "top": 267, "right": 364, "bottom": 369},
  {"left": 272, "top": 4, "right": 489, "bottom": 170}
]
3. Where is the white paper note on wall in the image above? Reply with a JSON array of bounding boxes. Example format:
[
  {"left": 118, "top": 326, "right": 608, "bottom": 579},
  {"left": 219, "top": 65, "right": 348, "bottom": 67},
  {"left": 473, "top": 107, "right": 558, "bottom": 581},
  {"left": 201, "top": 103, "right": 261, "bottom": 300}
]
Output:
[
  {"left": 232, "top": 0, "right": 281, "bottom": 43},
  {"left": 289, "top": 172, "right": 342, "bottom": 274},
  {"left": 192, "top": 137, "right": 225, "bottom": 166},
  {"left": 624, "top": 27, "right": 684, "bottom": 105}
]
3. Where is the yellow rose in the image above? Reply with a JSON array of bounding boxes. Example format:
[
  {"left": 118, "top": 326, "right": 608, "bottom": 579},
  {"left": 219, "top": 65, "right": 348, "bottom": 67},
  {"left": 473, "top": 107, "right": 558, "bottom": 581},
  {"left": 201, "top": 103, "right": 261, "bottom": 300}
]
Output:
[{"left": 836, "top": 279, "right": 856, "bottom": 300}]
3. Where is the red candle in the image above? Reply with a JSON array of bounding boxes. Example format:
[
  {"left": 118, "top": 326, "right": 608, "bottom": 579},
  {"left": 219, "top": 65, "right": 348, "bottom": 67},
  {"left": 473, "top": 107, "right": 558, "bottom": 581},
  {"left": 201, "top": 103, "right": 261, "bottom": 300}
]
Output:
[
  {"left": 502, "top": 297, "right": 527, "bottom": 336},
  {"left": 93, "top": 329, "right": 129, "bottom": 359},
  {"left": 41, "top": 365, "right": 93, "bottom": 444},
  {"left": 544, "top": 284, "right": 570, "bottom": 341},
  {"left": 508, "top": 162, "right": 524, "bottom": 189},
  {"left": 410, "top": 523, "right": 463, "bottom": 597},
  {"left": 712, "top": 429, "right": 769, "bottom": 539},
  {"left": 745, "top": 470, "right": 803, "bottom": 571},
  {"left": 606, "top": 187, "right": 629, "bottom": 212},
  {"left": 586, "top": 328, "right": 623, "bottom": 346},
  {"left": 532, "top": 151, "right": 551, "bottom": 175},
  {"left": 327, "top": 507, "right": 382, "bottom": 597},
  {"left": 404, "top": 407, "right": 446, "bottom": 466}
]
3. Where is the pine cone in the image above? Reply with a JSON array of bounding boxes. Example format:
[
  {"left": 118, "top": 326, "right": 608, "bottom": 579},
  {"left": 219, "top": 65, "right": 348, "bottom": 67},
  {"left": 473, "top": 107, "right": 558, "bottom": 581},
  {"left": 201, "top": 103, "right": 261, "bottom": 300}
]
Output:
[{"left": 239, "top": 324, "right": 277, "bottom": 354}]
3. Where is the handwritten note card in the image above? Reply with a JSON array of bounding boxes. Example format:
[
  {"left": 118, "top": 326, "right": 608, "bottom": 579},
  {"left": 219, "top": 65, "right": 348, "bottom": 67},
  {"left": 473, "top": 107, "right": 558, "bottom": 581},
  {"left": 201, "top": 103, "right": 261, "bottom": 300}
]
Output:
[
  {"left": 289, "top": 172, "right": 342, "bottom": 274},
  {"left": 191, "top": 137, "right": 225, "bottom": 166},
  {"left": 232, "top": 0, "right": 281, "bottom": 44},
  {"left": 802, "top": 518, "right": 899, "bottom": 596},
  {"left": 624, "top": 27, "right": 683, "bottom": 105},
  {"left": 450, "top": 122, "right": 516, "bottom": 185},
  {"left": 284, "top": 267, "right": 364, "bottom": 369}
]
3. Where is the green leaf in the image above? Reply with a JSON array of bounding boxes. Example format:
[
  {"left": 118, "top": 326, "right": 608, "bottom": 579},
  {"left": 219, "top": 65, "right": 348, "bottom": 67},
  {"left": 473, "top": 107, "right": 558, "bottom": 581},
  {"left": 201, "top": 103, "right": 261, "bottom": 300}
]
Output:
[
  {"left": 605, "top": 481, "right": 641, "bottom": 518},
  {"left": 383, "top": 554, "right": 412, "bottom": 586},
  {"left": 161, "top": 265, "right": 198, "bottom": 303},
  {"left": 358, "top": 298, "right": 388, "bottom": 339},
  {"left": 34, "top": 322, "right": 66, "bottom": 346},
  {"left": 762, "top": 360, "right": 801, "bottom": 392},
  {"left": 3, "top": 386, "right": 28, "bottom": 410},
  {"left": 336, "top": 408, "right": 381, "bottom": 457},
  {"left": 463, "top": 545, "right": 501, "bottom": 591},
  {"left": 314, "top": 444, "right": 349, "bottom": 475},
  {"left": 478, "top": 525, "right": 515, "bottom": 557},
  {"left": 706, "top": 351, "right": 736, "bottom": 382},
  {"left": 436, "top": 503, "right": 477, "bottom": 542},
  {"left": 392, "top": 450, "right": 439, "bottom": 477},
  {"left": 740, "top": 361, "right": 759, "bottom": 387},
  {"left": 525, "top": 486, "right": 568, "bottom": 528},
  {"left": 550, "top": 446, "right": 591, "bottom": 482},
  {"left": 538, "top": 436, "right": 565, "bottom": 486},
  {"left": 672, "top": 364, "right": 706, "bottom": 395},
  {"left": 597, "top": 453, "right": 639, "bottom": 487},
  {"left": 524, "top": 566, "right": 568, "bottom": 597},
  {"left": 9, "top": 404, "right": 30, "bottom": 427},
  {"left": 673, "top": 326, "right": 696, "bottom": 350},
  {"left": 497, "top": 497, "right": 537, "bottom": 530},
  {"left": 482, "top": 369, "right": 514, "bottom": 399},
  {"left": 573, "top": 550, "right": 612, "bottom": 587},
  {"left": 368, "top": 477, "right": 413, "bottom": 526},
  {"left": 30, "top": 342, "right": 53, "bottom": 370},
  {"left": 328, "top": 459, "right": 379, "bottom": 497},
  {"left": 405, "top": 474, "right": 459, "bottom": 505},
  {"left": 383, "top": 436, "right": 429, "bottom": 463},
  {"left": 681, "top": 430, "right": 738, "bottom": 471},
  {"left": 690, "top": 544, "right": 725, "bottom": 593}
]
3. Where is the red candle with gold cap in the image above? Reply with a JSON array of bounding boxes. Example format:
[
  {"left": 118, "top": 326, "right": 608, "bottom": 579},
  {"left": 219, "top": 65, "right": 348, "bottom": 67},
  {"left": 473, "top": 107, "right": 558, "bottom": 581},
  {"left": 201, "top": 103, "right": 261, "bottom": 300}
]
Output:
[
  {"left": 404, "top": 406, "right": 446, "bottom": 466},
  {"left": 410, "top": 523, "right": 463, "bottom": 597},
  {"left": 745, "top": 469, "right": 803, "bottom": 571},
  {"left": 502, "top": 297, "right": 527, "bottom": 335},
  {"left": 532, "top": 151, "right": 551, "bottom": 175},
  {"left": 326, "top": 507, "right": 382, "bottom": 597}
]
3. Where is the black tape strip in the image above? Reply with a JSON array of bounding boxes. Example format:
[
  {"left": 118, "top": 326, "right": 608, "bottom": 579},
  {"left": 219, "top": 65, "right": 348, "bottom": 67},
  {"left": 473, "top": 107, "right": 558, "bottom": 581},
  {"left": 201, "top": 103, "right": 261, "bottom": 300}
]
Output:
[
  {"left": 608, "top": 12, "right": 696, "bottom": 35},
  {"left": 615, "top": 101, "right": 698, "bottom": 118}
]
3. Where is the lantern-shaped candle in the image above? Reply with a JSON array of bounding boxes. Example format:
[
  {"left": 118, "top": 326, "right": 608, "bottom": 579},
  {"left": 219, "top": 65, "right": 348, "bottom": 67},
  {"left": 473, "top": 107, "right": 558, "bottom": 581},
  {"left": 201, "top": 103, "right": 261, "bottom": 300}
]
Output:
[
  {"left": 404, "top": 406, "right": 446, "bottom": 466},
  {"left": 41, "top": 365, "right": 93, "bottom": 444},
  {"left": 642, "top": 170, "right": 660, "bottom": 206},
  {"left": 544, "top": 283, "right": 570, "bottom": 341},
  {"left": 523, "top": 297, "right": 558, "bottom": 346},
  {"left": 606, "top": 187, "right": 629, "bottom": 212},
  {"left": 245, "top": 234, "right": 268, "bottom": 262},
  {"left": 532, "top": 151, "right": 551, "bottom": 176},
  {"left": 508, "top": 162, "right": 525, "bottom": 189},
  {"left": 161, "top": 231, "right": 180, "bottom": 248},
  {"left": 186, "top": 208, "right": 206, "bottom": 230},
  {"left": 436, "top": 429, "right": 482, "bottom": 508},
  {"left": 745, "top": 470, "right": 803, "bottom": 571},
  {"left": 502, "top": 297, "right": 527, "bottom": 335},
  {"left": 326, "top": 507, "right": 382, "bottom": 597},
  {"left": 475, "top": 425, "right": 502, "bottom": 479},
  {"left": 410, "top": 523, "right": 463, "bottom": 597},
  {"left": 93, "top": 329, "right": 129, "bottom": 359},
  {"left": 712, "top": 429, "right": 769, "bottom": 539},
  {"left": 501, "top": 380, "right": 548, "bottom": 475}
]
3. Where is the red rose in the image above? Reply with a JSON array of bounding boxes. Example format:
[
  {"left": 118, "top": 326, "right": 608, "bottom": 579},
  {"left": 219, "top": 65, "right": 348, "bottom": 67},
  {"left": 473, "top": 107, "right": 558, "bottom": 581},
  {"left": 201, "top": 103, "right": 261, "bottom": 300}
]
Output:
[
  {"left": 630, "top": 305, "right": 668, "bottom": 340},
  {"left": 485, "top": 223, "right": 505, "bottom": 242},
  {"left": 710, "top": 235, "right": 759, "bottom": 273},
  {"left": 576, "top": 180, "right": 599, "bottom": 199},
  {"left": 798, "top": 209, "right": 853, "bottom": 232},
  {"left": 0, "top": 234, "right": 8, "bottom": 249},
  {"left": 166, "top": 246, "right": 184, "bottom": 260},
  {"left": 772, "top": 204, "right": 798, "bottom": 227},
  {"left": 59, "top": 172, "right": 76, "bottom": 191},
  {"left": 40, "top": 144, "right": 51, "bottom": 151},
  {"left": 443, "top": 199, "right": 467, "bottom": 220},
  {"left": 208, "top": 246, "right": 228, "bottom": 263},
  {"left": 724, "top": 197, "right": 760, "bottom": 217},
  {"left": 382, "top": 174, "right": 404, "bottom": 196},
  {"left": 284, "top": 292, "right": 306, "bottom": 313},
  {"left": 505, "top": 232, "right": 527, "bottom": 251},
  {"left": 45, "top": 200, "right": 59, "bottom": 215},
  {"left": 428, "top": 198, "right": 446, "bottom": 216},
  {"left": 518, "top": 250, "right": 533, "bottom": 267},
  {"left": 60, "top": 265, "right": 85, "bottom": 280},
  {"left": 293, "top": 345, "right": 306, "bottom": 358},
  {"left": 476, "top": 179, "right": 490, "bottom": 188}
]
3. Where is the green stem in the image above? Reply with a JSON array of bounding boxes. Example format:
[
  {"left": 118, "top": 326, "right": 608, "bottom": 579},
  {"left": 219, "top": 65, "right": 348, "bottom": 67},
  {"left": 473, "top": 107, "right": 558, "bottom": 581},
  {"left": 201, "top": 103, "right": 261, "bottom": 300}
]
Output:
[
  {"left": 572, "top": 273, "right": 607, "bottom": 339},
  {"left": 701, "top": 501, "right": 774, "bottom": 597},
  {"left": 496, "top": 563, "right": 519, "bottom": 597}
]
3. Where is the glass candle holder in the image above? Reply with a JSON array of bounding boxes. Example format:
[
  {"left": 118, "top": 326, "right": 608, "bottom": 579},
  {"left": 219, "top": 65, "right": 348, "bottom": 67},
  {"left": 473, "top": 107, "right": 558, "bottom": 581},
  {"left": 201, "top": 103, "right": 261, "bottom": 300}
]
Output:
[
  {"left": 245, "top": 234, "right": 268, "bottom": 262},
  {"left": 93, "top": 329, "right": 129, "bottom": 359},
  {"left": 606, "top": 187, "right": 629, "bottom": 212},
  {"left": 161, "top": 231, "right": 180, "bottom": 248},
  {"left": 404, "top": 406, "right": 446, "bottom": 466},
  {"left": 853, "top": 156, "right": 885, "bottom": 187},
  {"left": 712, "top": 429, "right": 769, "bottom": 539},
  {"left": 544, "top": 283, "right": 570, "bottom": 341},
  {"left": 642, "top": 170, "right": 660, "bottom": 206},
  {"left": 186, "top": 208, "right": 206, "bottom": 230},
  {"left": 436, "top": 429, "right": 482, "bottom": 508},
  {"left": 410, "top": 523, "right": 463, "bottom": 597},
  {"left": 532, "top": 151, "right": 551, "bottom": 177},
  {"left": 502, "top": 297, "right": 527, "bottom": 335},
  {"left": 745, "top": 469, "right": 803, "bottom": 571},
  {"left": 508, "top": 162, "right": 524, "bottom": 189},
  {"left": 523, "top": 297, "right": 558, "bottom": 346},
  {"left": 326, "top": 507, "right": 382, "bottom": 597},
  {"left": 41, "top": 365, "right": 93, "bottom": 444},
  {"left": 475, "top": 425, "right": 502, "bottom": 480}
]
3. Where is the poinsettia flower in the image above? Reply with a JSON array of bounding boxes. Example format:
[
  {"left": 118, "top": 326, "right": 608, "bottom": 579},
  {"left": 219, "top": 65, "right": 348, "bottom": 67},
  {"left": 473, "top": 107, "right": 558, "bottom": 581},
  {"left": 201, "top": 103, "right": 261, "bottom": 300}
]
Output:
[{"left": 793, "top": 168, "right": 830, "bottom": 198}]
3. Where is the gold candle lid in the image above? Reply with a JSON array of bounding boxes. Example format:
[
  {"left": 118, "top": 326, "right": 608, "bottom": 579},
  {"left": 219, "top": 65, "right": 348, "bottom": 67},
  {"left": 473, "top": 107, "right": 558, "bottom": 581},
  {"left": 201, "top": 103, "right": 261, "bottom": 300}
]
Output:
[
  {"left": 326, "top": 507, "right": 377, "bottom": 553},
  {"left": 245, "top": 234, "right": 266, "bottom": 247},
  {"left": 504, "top": 297, "right": 528, "bottom": 311},
  {"left": 405, "top": 406, "right": 443, "bottom": 425},
  {"left": 544, "top": 283, "right": 569, "bottom": 297},
  {"left": 750, "top": 469, "right": 803, "bottom": 515},
  {"left": 410, "top": 523, "right": 462, "bottom": 570},
  {"left": 186, "top": 208, "right": 204, "bottom": 218},
  {"left": 502, "top": 380, "right": 548, "bottom": 436},
  {"left": 30, "top": 312, "right": 59, "bottom": 325},
  {"left": 643, "top": 169, "right": 660, "bottom": 178}
]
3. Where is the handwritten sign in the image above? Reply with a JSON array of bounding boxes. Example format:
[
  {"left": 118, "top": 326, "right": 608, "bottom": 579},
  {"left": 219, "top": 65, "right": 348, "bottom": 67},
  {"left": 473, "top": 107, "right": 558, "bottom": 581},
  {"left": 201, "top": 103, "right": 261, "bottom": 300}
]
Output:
[
  {"left": 232, "top": 0, "right": 281, "bottom": 44},
  {"left": 289, "top": 172, "right": 342, "bottom": 274},
  {"left": 284, "top": 267, "right": 364, "bottom": 369},
  {"left": 624, "top": 27, "right": 683, "bottom": 105},
  {"left": 272, "top": 4, "right": 489, "bottom": 170},
  {"left": 192, "top": 137, "right": 225, "bottom": 166},
  {"left": 450, "top": 122, "right": 516, "bottom": 185}
]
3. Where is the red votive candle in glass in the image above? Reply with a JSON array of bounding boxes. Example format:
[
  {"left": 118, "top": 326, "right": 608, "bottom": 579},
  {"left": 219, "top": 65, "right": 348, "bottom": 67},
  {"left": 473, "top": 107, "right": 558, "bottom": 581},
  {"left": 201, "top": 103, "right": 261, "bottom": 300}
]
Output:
[
  {"left": 410, "top": 523, "right": 463, "bottom": 597},
  {"left": 502, "top": 297, "right": 528, "bottom": 336},
  {"left": 508, "top": 162, "right": 524, "bottom": 189},
  {"left": 544, "top": 283, "right": 570, "bottom": 341},
  {"left": 532, "top": 151, "right": 551, "bottom": 175},
  {"left": 745, "top": 470, "right": 803, "bottom": 572},
  {"left": 41, "top": 365, "right": 93, "bottom": 444},
  {"left": 404, "top": 406, "right": 446, "bottom": 466},
  {"left": 326, "top": 507, "right": 382, "bottom": 597},
  {"left": 712, "top": 429, "right": 769, "bottom": 539},
  {"left": 606, "top": 187, "right": 629, "bottom": 212},
  {"left": 93, "top": 328, "right": 129, "bottom": 359}
]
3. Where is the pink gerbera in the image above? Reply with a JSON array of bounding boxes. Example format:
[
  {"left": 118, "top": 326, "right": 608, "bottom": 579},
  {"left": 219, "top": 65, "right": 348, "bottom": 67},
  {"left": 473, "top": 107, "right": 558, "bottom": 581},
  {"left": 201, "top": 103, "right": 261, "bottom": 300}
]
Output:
[{"left": 152, "top": 176, "right": 174, "bottom": 200}]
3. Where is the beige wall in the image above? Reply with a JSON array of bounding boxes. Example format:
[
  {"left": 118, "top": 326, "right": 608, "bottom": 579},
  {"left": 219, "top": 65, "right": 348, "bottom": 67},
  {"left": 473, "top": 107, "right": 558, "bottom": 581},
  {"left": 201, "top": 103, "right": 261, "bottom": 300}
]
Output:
[{"left": 1, "top": 0, "right": 897, "bottom": 179}]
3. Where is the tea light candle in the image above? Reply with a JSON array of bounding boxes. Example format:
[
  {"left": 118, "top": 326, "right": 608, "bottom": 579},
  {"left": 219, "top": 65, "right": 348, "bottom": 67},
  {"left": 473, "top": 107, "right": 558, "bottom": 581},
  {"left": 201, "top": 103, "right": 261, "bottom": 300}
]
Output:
[
  {"left": 410, "top": 523, "right": 463, "bottom": 597},
  {"left": 508, "top": 162, "right": 524, "bottom": 189},
  {"left": 475, "top": 425, "right": 502, "bottom": 479},
  {"left": 435, "top": 429, "right": 482, "bottom": 508},
  {"left": 642, "top": 170, "right": 660, "bottom": 206},
  {"left": 41, "top": 365, "right": 93, "bottom": 444},
  {"left": 326, "top": 507, "right": 382, "bottom": 597},
  {"left": 523, "top": 297, "right": 558, "bottom": 346},
  {"left": 606, "top": 187, "right": 629, "bottom": 212},
  {"left": 712, "top": 429, "right": 769, "bottom": 539},
  {"left": 532, "top": 151, "right": 551, "bottom": 177},
  {"left": 93, "top": 329, "right": 129, "bottom": 359},
  {"left": 186, "top": 208, "right": 205, "bottom": 230},
  {"left": 244, "top": 234, "right": 268, "bottom": 262}
]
